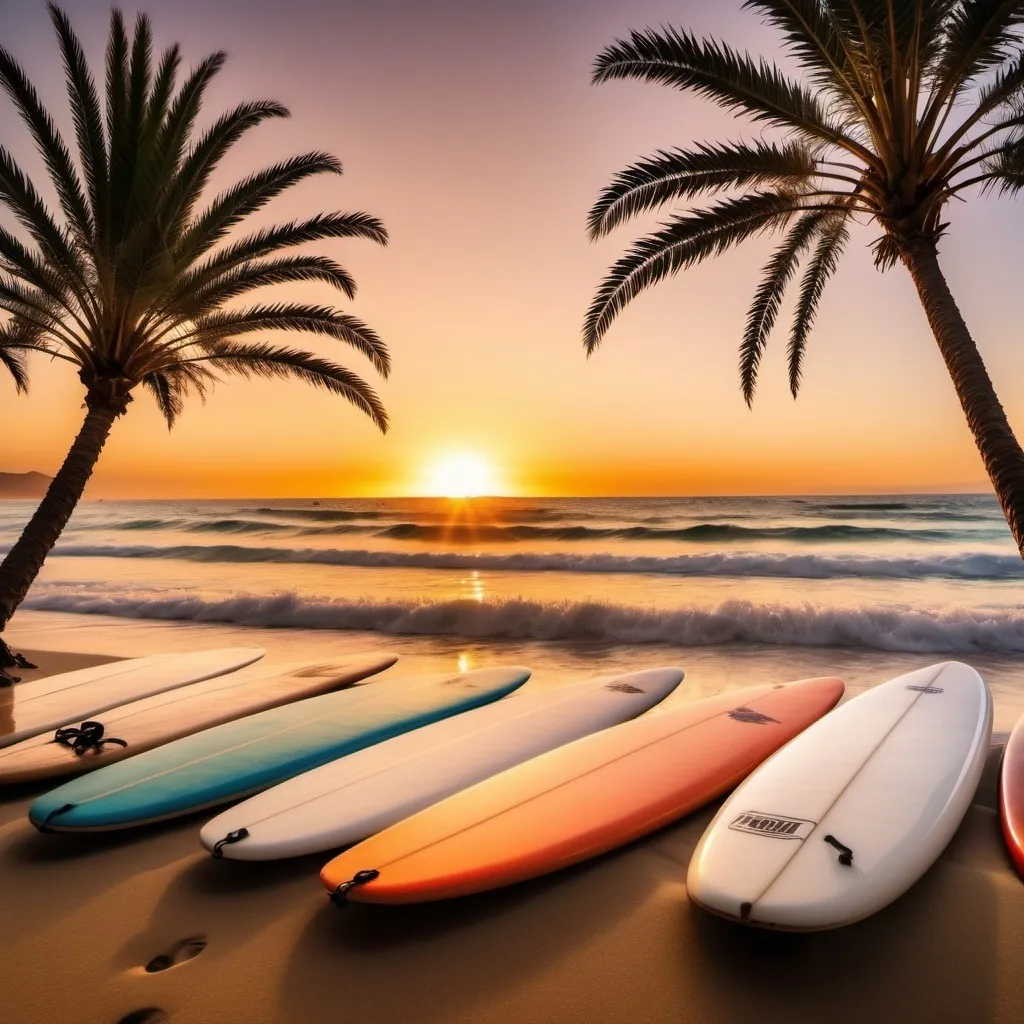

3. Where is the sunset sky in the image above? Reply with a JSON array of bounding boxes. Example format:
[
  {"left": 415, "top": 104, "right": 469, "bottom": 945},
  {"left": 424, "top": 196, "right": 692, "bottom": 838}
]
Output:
[{"left": 0, "top": 0, "right": 1022, "bottom": 498}]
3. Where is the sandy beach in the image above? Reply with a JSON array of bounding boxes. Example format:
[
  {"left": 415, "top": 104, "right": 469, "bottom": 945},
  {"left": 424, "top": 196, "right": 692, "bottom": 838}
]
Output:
[
  {"left": 4, "top": 0, "right": 1024, "bottom": 1016},
  {"left": 3, "top": 642, "right": 1023, "bottom": 1024}
]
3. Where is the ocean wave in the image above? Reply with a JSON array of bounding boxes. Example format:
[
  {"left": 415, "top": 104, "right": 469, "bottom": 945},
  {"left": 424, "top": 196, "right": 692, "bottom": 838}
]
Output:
[
  {"left": 114, "top": 518, "right": 187, "bottom": 531},
  {"left": 74, "top": 516, "right": 369, "bottom": 537},
  {"left": 22, "top": 590, "right": 1024, "bottom": 654},
  {"left": 377, "top": 521, "right": 979, "bottom": 543},
  {"left": 54, "top": 519, "right": 990, "bottom": 544},
  {"left": 816, "top": 502, "right": 912, "bottom": 511},
  {"left": 36, "top": 542, "right": 1024, "bottom": 580},
  {"left": 245, "top": 505, "right": 589, "bottom": 524},
  {"left": 247, "top": 507, "right": 384, "bottom": 522}
]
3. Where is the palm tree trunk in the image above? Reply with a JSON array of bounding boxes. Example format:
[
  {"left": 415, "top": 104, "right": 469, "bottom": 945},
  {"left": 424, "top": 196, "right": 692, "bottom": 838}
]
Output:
[
  {"left": 0, "top": 397, "right": 122, "bottom": 676},
  {"left": 901, "top": 237, "right": 1024, "bottom": 558}
]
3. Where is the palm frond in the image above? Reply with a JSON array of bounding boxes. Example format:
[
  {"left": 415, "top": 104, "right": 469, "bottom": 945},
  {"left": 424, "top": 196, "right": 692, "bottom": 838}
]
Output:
[
  {"left": 931, "top": 47, "right": 1024, "bottom": 165},
  {"left": 592, "top": 26, "right": 875, "bottom": 164},
  {"left": 588, "top": 139, "right": 817, "bottom": 239},
  {"left": 0, "top": 271, "right": 73, "bottom": 336},
  {"left": 584, "top": 190, "right": 800, "bottom": 353},
  {"left": 104, "top": 8, "right": 128, "bottom": 206},
  {"left": 0, "top": 146, "right": 89, "bottom": 294},
  {"left": 160, "top": 100, "right": 289, "bottom": 239},
  {"left": 181, "top": 255, "right": 358, "bottom": 312},
  {"left": 142, "top": 370, "right": 178, "bottom": 426},
  {"left": 0, "top": 342, "right": 29, "bottom": 392},
  {"left": 187, "top": 302, "right": 390, "bottom": 377},
  {"left": 141, "top": 361, "right": 214, "bottom": 427},
  {"left": 151, "top": 50, "right": 227, "bottom": 191},
  {"left": 145, "top": 44, "right": 180, "bottom": 133},
  {"left": 978, "top": 132, "right": 1024, "bottom": 190},
  {"left": 174, "top": 153, "right": 344, "bottom": 266},
  {"left": 48, "top": 3, "right": 108, "bottom": 242},
  {"left": 0, "top": 45, "right": 92, "bottom": 243},
  {"left": 740, "top": 210, "right": 827, "bottom": 404},
  {"left": 187, "top": 341, "right": 389, "bottom": 431},
  {"left": 740, "top": 1, "right": 873, "bottom": 112},
  {"left": 931, "top": 0, "right": 1024, "bottom": 94},
  {"left": 788, "top": 216, "right": 850, "bottom": 396}
]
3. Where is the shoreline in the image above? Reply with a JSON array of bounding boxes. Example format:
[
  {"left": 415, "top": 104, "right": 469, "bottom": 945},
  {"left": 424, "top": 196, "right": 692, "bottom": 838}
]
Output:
[{"left": 2, "top": 645, "right": 1024, "bottom": 1022}]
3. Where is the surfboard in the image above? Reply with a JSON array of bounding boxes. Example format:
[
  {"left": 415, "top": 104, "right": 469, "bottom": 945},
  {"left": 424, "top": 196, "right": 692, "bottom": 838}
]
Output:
[
  {"left": 686, "top": 661, "right": 991, "bottom": 931},
  {"left": 200, "top": 666, "right": 684, "bottom": 860},
  {"left": 28, "top": 666, "right": 531, "bottom": 832},
  {"left": 320, "top": 675, "right": 844, "bottom": 904},
  {"left": 999, "top": 710, "right": 1024, "bottom": 878},
  {"left": 0, "top": 653, "right": 398, "bottom": 784},
  {"left": 0, "top": 648, "right": 265, "bottom": 750}
]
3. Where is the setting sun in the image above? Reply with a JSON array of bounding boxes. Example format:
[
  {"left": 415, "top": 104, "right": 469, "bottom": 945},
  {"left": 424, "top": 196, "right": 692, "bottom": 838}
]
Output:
[{"left": 427, "top": 454, "right": 495, "bottom": 498}]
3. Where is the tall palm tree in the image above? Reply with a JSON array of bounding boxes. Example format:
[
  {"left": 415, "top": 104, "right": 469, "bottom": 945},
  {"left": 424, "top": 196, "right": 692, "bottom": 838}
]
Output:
[
  {"left": 586, "top": 1, "right": 1024, "bottom": 557},
  {"left": 0, "top": 5, "right": 390, "bottom": 673}
]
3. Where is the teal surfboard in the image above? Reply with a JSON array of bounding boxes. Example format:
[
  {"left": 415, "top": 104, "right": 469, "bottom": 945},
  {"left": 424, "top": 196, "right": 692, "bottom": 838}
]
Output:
[{"left": 29, "top": 666, "right": 531, "bottom": 832}]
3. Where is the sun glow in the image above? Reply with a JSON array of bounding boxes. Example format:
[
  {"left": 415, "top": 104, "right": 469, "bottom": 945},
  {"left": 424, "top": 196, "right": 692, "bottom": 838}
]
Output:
[{"left": 426, "top": 454, "right": 496, "bottom": 498}]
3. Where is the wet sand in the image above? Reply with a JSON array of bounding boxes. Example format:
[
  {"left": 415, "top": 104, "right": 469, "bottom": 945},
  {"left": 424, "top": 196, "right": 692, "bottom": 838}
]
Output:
[{"left": 3, "top": 648, "right": 1024, "bottom": 1024}]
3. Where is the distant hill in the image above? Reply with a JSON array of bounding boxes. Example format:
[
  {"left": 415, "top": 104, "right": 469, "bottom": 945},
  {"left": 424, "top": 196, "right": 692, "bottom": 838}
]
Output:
[{"left": 0, "top": 472, "right": 51, "bottom": 498}]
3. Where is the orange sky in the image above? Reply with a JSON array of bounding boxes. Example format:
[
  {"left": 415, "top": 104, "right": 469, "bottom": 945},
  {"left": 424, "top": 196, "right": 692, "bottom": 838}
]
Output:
[{"left": 0, "top": 0, "right": 1021, "bottom": 498}]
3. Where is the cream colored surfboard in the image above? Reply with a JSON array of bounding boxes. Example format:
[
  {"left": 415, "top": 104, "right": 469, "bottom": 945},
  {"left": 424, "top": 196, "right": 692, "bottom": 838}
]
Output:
[
  {"left": 0, "top": 648, "right": 265, "bottom": 750},
  {"left": 0, "top": 653, "right": 398, "bottom": 784}
]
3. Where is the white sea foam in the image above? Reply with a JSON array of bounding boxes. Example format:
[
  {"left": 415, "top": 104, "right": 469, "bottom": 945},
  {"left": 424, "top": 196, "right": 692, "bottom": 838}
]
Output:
[{"left": 21, "top": 590, "right": 1024, "bottom": 653}]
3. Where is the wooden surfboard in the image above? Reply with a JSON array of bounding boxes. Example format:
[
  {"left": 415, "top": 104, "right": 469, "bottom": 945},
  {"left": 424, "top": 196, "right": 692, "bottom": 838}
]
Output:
[
  {"left": 320, "top": 676, "right": 844, "bottom": 904},
  {"left": 687, "top": 662, "right": 991, "bottom": 931},
  {"left": 0, "top": 654, "right": 398, "bottom": 784},
  {"left": 999, "top": 710, "right": 1024, "bottom": 878},
  {"left": 0, "top": 648, "right": 265, "bottom": 749}
]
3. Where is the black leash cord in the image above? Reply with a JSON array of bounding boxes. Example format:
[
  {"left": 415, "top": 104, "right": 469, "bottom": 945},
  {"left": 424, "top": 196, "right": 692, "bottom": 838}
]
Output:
[
  {"left": 823, "top": 834, "right": 854, "bottom": 866},
  {"left": 53, "top": 721, "right": 128, "bottom": 757},
  {"left": 330, "top": 869, "right": 381, "bottom": 906}
]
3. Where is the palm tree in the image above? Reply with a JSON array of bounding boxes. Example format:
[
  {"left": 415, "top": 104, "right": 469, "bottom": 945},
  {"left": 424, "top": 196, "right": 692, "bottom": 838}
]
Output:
[
  {"left": 586, "top": 1, "right": 1024, "bottom": 558},
  {"left": 0, "top": 4, "right": 390, "bottom": 673}
]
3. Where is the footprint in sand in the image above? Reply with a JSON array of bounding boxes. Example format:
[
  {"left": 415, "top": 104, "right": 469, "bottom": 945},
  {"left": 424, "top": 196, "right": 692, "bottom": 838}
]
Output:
[
  {"left": 117, "top": 1011, "right": 168, "bottom": 1024},
  {"left": 143, "top": 935, "right": 207, "bottom": 973}
]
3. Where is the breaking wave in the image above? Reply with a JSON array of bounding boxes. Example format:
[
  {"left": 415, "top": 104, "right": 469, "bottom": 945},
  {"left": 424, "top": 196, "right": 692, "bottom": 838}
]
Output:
[
  {"left": 22, "top": 590, "right": 1024, "bottom": 654},
  {"left": 376, "top": 522, "right": 980, "bottom": 543},
  {"left": 37, "top": 542, "right": 1024, "bottom": 580}
]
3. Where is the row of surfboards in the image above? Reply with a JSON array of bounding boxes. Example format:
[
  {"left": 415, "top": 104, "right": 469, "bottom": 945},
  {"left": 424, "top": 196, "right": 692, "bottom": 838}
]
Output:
[{"left": 2, "top": 647, "right": 1022, "bottom": 930}]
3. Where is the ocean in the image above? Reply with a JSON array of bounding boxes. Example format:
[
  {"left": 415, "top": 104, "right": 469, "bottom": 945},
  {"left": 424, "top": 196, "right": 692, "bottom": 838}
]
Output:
[{"left": 4, "top": 494, "right": 1024, "bottom": 728}]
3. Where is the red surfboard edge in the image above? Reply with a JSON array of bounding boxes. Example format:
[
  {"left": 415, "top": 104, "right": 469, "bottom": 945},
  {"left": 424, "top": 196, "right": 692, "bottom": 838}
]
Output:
[{"left": 999, "top": 712, "right": 1024, "bottom": 878}]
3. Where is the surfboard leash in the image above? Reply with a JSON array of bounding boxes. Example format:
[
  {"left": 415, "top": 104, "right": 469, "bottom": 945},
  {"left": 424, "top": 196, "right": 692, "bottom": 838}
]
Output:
[
  {"left": 211, "top": 828, "right": 250, "bottom": 858},
  {"left": 823, "top": 834, "right": 854, "bottom": 866},
  {"left": 53, "top": 721, "right": 127, "bottom": 757},
  {"left": 33, "top": 802, "right": 76, "bottom": 833},
  {"left": 329, "top": 869, "right": 380, "bottom": 906}
]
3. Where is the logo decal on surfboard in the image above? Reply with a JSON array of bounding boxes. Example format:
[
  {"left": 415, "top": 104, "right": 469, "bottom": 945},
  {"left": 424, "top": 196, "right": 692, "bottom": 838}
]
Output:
[
  {"left": 728, "top": 706, "right": 780, "bottom": 725},
  {"left": 605, "top": 682, "right": 644, "bottom": 694},
  {"left": 728, "top": 812, "right": 816, "bottom": 840},
  {"left": 906, "top": 685, "right": 944, "bottom": 694}
]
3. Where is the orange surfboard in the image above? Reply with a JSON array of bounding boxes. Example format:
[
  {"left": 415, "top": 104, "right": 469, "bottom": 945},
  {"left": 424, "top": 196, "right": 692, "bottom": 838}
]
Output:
[
  {"left": 999, "top": 712, "right": 1024, "bottom": 877},
  {"left": 321, "top": 676, "right": 844, "bottom": 904}
]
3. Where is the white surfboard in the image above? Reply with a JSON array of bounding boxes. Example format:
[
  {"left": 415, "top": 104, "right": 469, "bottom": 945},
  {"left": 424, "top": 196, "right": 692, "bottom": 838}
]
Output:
[
  {"left": 200, "top": 667, "right": 684, "bottom": 860},
  {"left": 0, "top": 654, "right": 398, "bottom": 783},
  {"left": 0, "top": 648, "right": 265, "bottom": 749},
  {"left": 686, "top": 661, "right": 991, "bottom": 931}
]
